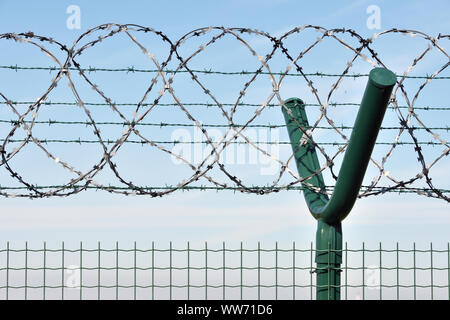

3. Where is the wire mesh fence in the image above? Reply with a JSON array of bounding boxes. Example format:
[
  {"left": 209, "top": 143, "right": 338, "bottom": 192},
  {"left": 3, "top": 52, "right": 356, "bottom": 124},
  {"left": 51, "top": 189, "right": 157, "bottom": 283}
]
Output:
[
  {"left": 0, "top": 24, "right": 449, "bottom": 200},
  {"left": 0, "top": 242, "right": 448, "bottom": 300}
]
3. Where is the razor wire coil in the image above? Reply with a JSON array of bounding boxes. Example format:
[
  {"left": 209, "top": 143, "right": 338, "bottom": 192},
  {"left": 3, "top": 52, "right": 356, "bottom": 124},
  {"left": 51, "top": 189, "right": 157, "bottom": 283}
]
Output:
[{"left": 0, "top": 24, "right": 448, "bottom": 200}]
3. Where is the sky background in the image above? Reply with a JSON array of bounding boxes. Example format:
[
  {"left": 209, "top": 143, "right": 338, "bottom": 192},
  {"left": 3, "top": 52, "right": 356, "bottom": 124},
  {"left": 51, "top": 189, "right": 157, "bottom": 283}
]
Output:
[{"left": 0, "top": 0, "right": 448, "bottom": 252}]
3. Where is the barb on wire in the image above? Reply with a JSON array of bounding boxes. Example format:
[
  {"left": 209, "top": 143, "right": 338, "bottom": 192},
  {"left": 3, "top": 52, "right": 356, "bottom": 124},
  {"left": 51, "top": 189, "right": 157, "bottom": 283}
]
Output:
[{"left": 0, "top": 24, "right": 448, "bottom": 201}]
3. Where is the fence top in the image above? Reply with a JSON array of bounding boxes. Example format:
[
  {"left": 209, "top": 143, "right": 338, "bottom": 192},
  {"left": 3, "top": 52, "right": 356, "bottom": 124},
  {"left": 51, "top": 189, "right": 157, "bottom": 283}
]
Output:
[{"left": 0, "top": 24, "right": 448, "bottom": 202}]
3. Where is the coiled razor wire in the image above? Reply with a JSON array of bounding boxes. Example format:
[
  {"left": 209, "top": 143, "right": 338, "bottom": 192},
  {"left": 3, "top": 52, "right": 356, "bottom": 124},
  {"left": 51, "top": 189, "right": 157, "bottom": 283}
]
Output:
[{"left": 0, "top": 24, "right": 448, "bottom": 201}]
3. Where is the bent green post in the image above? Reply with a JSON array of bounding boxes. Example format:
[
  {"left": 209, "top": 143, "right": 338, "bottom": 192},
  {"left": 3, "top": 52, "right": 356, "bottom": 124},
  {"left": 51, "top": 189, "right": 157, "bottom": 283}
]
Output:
[{"left": 282, "top": 68, "right": 397, "bottom": 300}]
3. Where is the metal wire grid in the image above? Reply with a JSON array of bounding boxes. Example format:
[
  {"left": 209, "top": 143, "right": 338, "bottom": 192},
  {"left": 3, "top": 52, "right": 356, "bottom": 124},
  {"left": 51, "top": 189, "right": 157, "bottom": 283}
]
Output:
[{"left": 0, "top": 242, "right": 448, "bottom": 300}]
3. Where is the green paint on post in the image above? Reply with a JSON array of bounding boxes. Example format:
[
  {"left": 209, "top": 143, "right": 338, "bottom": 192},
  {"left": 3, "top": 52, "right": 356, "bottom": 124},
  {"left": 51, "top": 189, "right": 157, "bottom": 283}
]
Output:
[{"left": 282, "top": 67, "right": 396, "bottom": 300}]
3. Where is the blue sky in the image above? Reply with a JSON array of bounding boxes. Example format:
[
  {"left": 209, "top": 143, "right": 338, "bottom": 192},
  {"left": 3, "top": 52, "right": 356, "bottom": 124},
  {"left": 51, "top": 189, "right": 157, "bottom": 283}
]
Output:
[
  {"left": 1, "top": 0, "right": 449, "bottom": 38},
  {"left": 0, "top": 0, "right": 449, "bottom": 251}
]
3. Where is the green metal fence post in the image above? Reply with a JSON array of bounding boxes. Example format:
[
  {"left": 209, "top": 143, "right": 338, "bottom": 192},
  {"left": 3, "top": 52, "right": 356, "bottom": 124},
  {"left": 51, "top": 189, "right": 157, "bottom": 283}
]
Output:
[{"left": 282, "top": 67, "right": 396, "bottom": 300}]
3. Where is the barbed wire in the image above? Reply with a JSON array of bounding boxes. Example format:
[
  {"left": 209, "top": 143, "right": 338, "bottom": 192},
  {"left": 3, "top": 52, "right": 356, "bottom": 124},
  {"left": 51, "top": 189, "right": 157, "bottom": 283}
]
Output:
[
  {"left": 0, "top": 185, "right": 447, "bottom": 197},
  {"left": 1, "top": 119, "right": 449, "bottom": 131},
  {"left": 0, "top": 138, "right": 446, "bottom": 146},
  {"left": 2, "top": 64, "right": 450, "bottom": 79},
  {"left": 2, "top": 101, "right": 449, "bottom": 110},
  {"left": 0, "top": 24, "right": 448, "bottom": 201}
]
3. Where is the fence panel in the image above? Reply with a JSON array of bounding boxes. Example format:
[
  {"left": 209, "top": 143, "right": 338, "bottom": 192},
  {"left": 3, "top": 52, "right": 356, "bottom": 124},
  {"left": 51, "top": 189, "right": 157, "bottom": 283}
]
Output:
[{"left": 0, "top": 242, "right": 448, "bottom": 300}]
